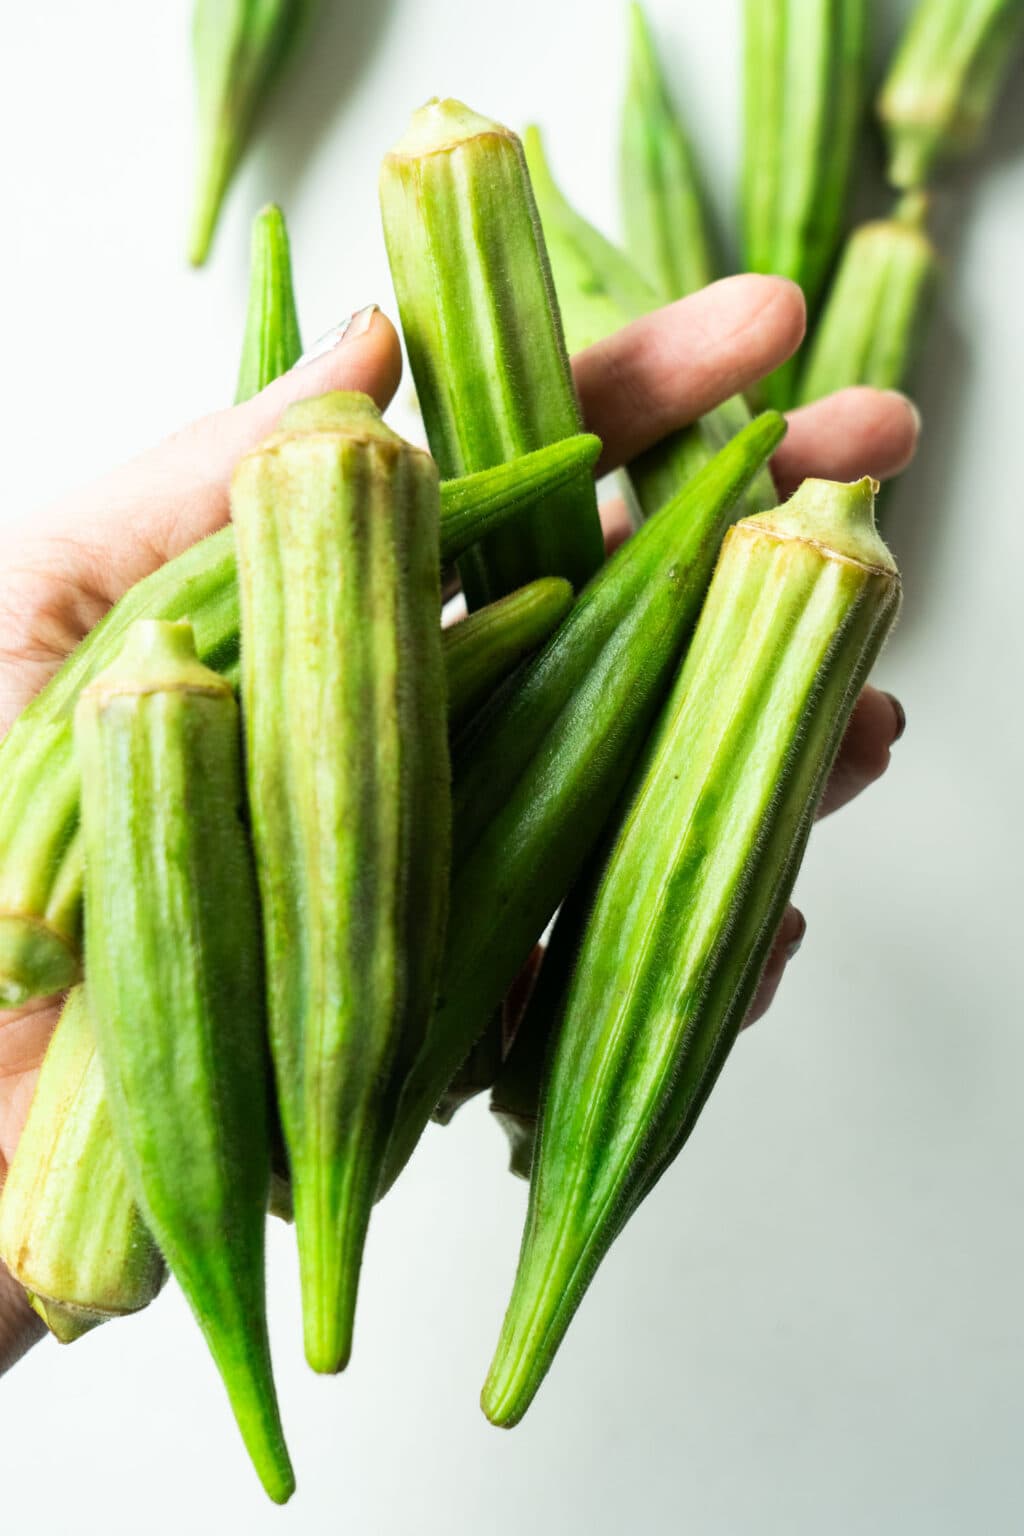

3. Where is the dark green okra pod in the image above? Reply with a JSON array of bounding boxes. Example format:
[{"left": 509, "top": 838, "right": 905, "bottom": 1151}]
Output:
[
  {"left": 76, "top": 620, "right": 293, "bottom": 1504},
  {"left": 797, "top": 193, "right": 937, "bottom": 404},
  {"left": 483, "top": 477, "right": 901, "bottom": 1427},
  {"left": 0, "top": 987, "right": 165, "bottom": 1343},
  {"left": 189, "top": 0, "right": 319, "bottom": 265},
  {"left": 878, "top": 0, "right": 1024, "bottom": 189},
  {"left": 741, "top": 0, "right": 868, "bottom": 408},
  {"left": 0, "top": 434, "right": 598, "bottom": 1010},
  {"left": 232, "top": 392, "right": 450, "bottom": 1376},
  {"left": 620, "top": 2, "right": 716, "bottom": 299},
  {"left": 443, "top": 578, "right": 574, "bottom": 734},
  {"left": 380, "top": 98, "right": 605, "bottom": 610},
  {"left": 380, "top": 410, "right": 787, "bottom": 1192}
]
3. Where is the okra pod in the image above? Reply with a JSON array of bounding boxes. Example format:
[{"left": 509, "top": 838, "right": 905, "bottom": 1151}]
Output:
[
  {"left": 443, "top": 578, "right": 574, "bottom": 733},
  {"left": 524, "top": 125, "right": 776, "bottom": 525},
  {"left": 482, "top": 477, "right": 900, "bottom": 1427},
  {"left": 188, "top": 0, "right": 318, "bottom": 266},
  {"left": 232, "top": 391, "right": 450, "bottom": 1376},
  {"left": 76, "top": 620, "right": 293, "bottom": 1504},
  {"left": 380, "top": 410, "right": 787, "bottom": 1192},
  {"left": 741, "top": 0, "right": 868, "bottom": 408},
  {"left": 380, "top": 98, "right": 605, "bottom": 610},
  {"left": 0, "top": 987, "right": 164, "bottom": 1344},
  {"left": 0, "top": 434, "right": 597, "bottom": 1008},
  {"left": 235, "top": 203, "right": 303, "bottom": 403},
  {"left": 797, "top": 193, "right": 937, "bottom": 404},
  {"left": 620, "top": 3, "right": 716, "bottom": 300},
  {"left": 878, "top": 0, "right": 1024, "bottom": 189}
]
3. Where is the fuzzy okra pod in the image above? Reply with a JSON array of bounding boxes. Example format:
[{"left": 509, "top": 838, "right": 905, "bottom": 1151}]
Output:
[
  {"left": 620, "top": 3, "right": 716, "bottom": 300},
  {"left": 798, "top": 194, "right": 937, "bottom": 404},
  {"left": 523, "top": 126, "right": 776, "bottom": 526},
  {"left": 232, "top": 391, "right": 450, "bottom": 1376},
  {"left": 0, "top": 987, "right": 164, "bottom": 1344},
  {"left": 236, "top": 204, "right": 303, "bottom": 402},
  {"left": 482, "top": 477, "right": 901, "bottom": 1428},
  {"left": 380, "top": 98, "right": 605, "bottom": 611},
  {"left": 379, "top": 409, "right": 786, "bottom": 1191},
  {"left": 0, "top": 433, "right": 596, "bottom": 1010},
  {"left": 75, "top": 620, "right": 293, "bottom": 1504},
  {"left": 878, "top": 0, "right": 1024, "bottom": 189},
  {"left": 443, "top": 578, "right": 574, "bottom": 733},
  {"left": 742, "top": 0, "right": 868, "bottom": 408},
  {"left": 188, "top": 0, "right": 319, "bottom": 266}
]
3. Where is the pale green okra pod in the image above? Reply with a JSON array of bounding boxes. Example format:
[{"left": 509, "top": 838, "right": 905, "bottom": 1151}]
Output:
[
  {"left": 878, "top": 0, "right": 1024, "bottom": 189},
  {"left": 483, "top": 477, "right": 901, "bottom": 1427}
]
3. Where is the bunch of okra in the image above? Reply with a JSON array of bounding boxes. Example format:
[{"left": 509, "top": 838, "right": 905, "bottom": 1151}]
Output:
[{"left": 0, "top": 0, "right": 1020, "bottom": 1504}]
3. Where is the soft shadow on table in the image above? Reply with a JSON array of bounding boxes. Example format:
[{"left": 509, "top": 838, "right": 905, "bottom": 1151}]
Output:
[
  {"left": 256, "top": 0, "right": 399, "bottom": 205},
  {"left": 880, "top": 78, "right": 1024, "bottom": 644}
]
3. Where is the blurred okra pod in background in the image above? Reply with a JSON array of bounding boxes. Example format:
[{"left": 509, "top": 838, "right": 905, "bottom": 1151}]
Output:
[
  {"left": 798, "top": 193, "right": 937, "bottom": 404},
  {"left": 878, "top": 0, "right": 1024, "bottom": 190},
  {"left": 620, "top": 2, "right": 716, "bottom": 300},
  {"left": 741, "top": 0, "right": 868, "bottom": 408}
]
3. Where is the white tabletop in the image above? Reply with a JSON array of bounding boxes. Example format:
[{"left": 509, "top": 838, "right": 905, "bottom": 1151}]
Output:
[{"left": 4, "top": 2, "right": 1023, "bottom": 1532}]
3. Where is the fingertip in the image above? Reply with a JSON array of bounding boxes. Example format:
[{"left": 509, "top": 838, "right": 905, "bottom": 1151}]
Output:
[
  {"left": 777, "top": 385, "right": 921, "bottom": 491},
  {"left": 288, "top": 305, "right": 404, "bottom": 411}
]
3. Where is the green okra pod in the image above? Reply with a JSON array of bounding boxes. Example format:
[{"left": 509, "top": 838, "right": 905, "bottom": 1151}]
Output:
[
  {"left": 524, "top": 125, "right": 776, "bottom": 525},
  {"left": 188, "top": 0, "right": 319, "bottom": 266},
  {"left": 797, "top": 193, "right": 937, "bottom": 404},
  {"left": 620, "top": 2, "right": 716, "bottom": 300},
  {"left": 380, "top": 410, "right": 787, "bottom": 1192},
  {"left": 878, "top": 0, "right": 1024, "bottom": 189},
  {"left": 232, "top": 391, "right": 450, "bottom": 1376},
  {"left": 741, "top": 0, "right": 868, "bottom": 408},
  {"left": 443, "top": 578, "right": 574, "bottom": 734},
  {"left": 380, "top": 98, "right": 605, "bottom": 610},
  {"left": 0, "top": 434, "right": 598, "bottom": 1009},
  {"left": 0, "top": 987, "right": 165, "bottom": 1344},
  {"left": 482, "top": 477, "right": 901, "bottom": 1428},
  {"left": 76, "top": 620, "right": 293, "bottom": 1504},
  {"left": 235, "top": 203, "right": 303, "bottom": 403}
]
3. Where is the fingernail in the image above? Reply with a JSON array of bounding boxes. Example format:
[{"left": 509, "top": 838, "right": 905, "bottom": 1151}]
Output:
[
  {"left": 296, "top": 305, "right": 378, "bottom": 367},
  {"left": 785, "top": 910, "right": 807, "bottom": 961},
  {"left": 883, "top": 691, "right": 907, "bottom": 742},
  {"left": 883, "top": 389, "right": 922, "bottom": 436}
]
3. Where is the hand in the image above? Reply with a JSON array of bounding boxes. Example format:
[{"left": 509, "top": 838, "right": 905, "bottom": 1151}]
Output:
[{"left": 0, "top": 275, "right": 915, "bottom": 1366}]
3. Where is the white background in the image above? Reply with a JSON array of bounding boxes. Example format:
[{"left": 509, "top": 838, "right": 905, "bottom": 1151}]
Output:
[{"left": 3, "top": 2, "right": 1024, "bottom": 1532}]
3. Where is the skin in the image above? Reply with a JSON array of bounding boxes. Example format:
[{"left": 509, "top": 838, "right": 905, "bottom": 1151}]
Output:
[{"left": 0, "top": 275, "right": 915, "bottom": 1367}]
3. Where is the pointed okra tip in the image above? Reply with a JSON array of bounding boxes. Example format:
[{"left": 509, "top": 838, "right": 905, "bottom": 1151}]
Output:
[
  {"left": 386, "top": 96, "right": 518, "bottom": 161},
  {"left": 744, "top": 477, "right": 898, "bottom": 574}
]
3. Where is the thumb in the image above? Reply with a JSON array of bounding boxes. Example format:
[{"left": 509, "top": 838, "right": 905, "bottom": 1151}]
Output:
[{"left": 31, "top": 306, "right": 403, "bottom": 598}]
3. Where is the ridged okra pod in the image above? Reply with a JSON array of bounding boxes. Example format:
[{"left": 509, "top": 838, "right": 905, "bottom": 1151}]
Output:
[
  {"left": 232, "top": 391, "right": 450, "bottom": 1376},
  {"left": 380, "top": 98, "right": 605, "bottom": 611},
  {"left": 741, "top": 0, "right": 868, "bottom": 408},
  {"left": 0, "top": 435, "right": 595, "bottom": 1009},
  {"left": 878, "top": 0, "right": 1024, "bottom": 189},
  {"left": 443, "top": 578, "right": 574, "bottom": 734},
  {"left": 524, "top": 126, "right": 776, "bottom": 525},
  {"left": 620, "top": 3, "right": 716, "bottom": 300},
  {"left": 482, "top": 477, "right": 901, "bottom": 1427},
  {"left": 0, "top": 987, "right": 164, "bottom": 1344},
  {"left": 380, "top": 410, "right": 787, "bottom": 1191},
  {"left": 798, "top": 194, "right": 937, "bottom": 404},
  {"left": 188, "top": 0, "right": 319, "bottom": 265},
  {"left": 75, "top": 620, "right": 293, "bottom": 1503},
  {"left": 236, "top": 203, "right": 303, "bottom": 403}
]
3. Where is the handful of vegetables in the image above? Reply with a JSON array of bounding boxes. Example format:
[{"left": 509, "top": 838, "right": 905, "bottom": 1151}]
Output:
[{"left": 1, "top": 61, "right": 924, "bottom": 1500}]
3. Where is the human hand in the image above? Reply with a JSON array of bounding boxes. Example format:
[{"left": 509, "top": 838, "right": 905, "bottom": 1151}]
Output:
[{"left": 0, "top": 274, "right": 915, "bottom": 1366}]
